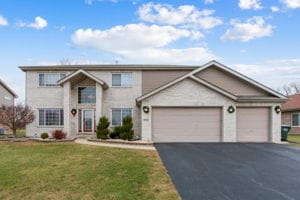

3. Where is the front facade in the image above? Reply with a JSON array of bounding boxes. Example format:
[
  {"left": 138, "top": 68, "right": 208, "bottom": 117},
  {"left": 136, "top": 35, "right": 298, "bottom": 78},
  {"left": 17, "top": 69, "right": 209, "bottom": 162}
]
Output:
[
  {"left": 20, "top": 60, "right": 286, "bottom": 142},
  {"left": 282, "top": 94, "right": 300, "bottom": 134},
  {"left": 0, "top": 79, "right": 18, "bottom": 133}
]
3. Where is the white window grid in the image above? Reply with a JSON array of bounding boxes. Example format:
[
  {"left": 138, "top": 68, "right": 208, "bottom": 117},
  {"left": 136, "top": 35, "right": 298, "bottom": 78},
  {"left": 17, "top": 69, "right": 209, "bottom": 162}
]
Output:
[
  {"left": 38, "top": 109, "right": 64, "bottom": 126},
  {"left": 111, "top": 108, "right": 132, "bottom": 126}
]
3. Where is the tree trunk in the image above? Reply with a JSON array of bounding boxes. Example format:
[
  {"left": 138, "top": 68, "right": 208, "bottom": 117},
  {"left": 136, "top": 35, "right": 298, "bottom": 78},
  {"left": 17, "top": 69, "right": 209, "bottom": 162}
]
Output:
[{"left": 13, "top": 129, "right": 17, "bottom": 137}]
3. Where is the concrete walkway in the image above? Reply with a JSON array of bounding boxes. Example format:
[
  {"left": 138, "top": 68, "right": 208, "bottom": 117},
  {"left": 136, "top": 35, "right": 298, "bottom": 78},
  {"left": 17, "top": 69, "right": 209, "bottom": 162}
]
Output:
[{"left": 75, "top": 139, "right": 156, "bottom": 151}]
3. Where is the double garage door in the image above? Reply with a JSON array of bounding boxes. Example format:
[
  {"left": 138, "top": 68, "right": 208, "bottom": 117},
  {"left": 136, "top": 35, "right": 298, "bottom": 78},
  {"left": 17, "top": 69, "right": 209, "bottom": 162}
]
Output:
[{"left": 152, "top": 107, "right": 270, "bottom": 143}]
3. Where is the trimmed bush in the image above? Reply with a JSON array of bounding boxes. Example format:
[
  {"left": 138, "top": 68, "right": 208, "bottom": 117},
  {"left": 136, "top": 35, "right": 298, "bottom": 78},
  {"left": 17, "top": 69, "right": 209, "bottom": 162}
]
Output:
[
  {"left": 52, "top": 130, "right": 66, "bottom": 140},
  {"left": 119, "top": 116, "right": 134, "bottom": 140},
  {"left": 40, "top": 132, "right": 49, "bottom": 139},
  {"left": 110, "top": 126, "right": 122, "bottom": 139},
  {"left": 96, "top": 116, "right": 110, "bottom": 140}
]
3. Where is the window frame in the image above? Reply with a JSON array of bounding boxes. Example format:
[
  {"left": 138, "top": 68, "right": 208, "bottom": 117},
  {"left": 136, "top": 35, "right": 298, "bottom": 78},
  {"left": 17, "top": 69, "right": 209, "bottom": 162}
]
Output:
[
  {"left": 111, "top": 72, "right": 133, "bottom": 87},
  {"left": 111, "top": 108, "right": 133, "bottom": 126},
  {"left": 38, "top": 108, "right": 64, "bottom": 127},
  {"left": 292, "top": 113, "right": 300, "bottom": 127},
  {"left": 38, "top": 73, "right": 66, "bottom": 87},
  {"left": 77, "top": 86, "right": 96, "bottom": 104}
]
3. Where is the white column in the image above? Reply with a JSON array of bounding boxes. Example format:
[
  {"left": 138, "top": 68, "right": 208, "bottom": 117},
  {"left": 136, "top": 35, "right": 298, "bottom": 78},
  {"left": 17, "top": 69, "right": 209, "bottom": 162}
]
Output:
[
  {"left": 63, "top": 81, "right": 71, "bottom": 137},
  {"left": 222, "top": 105, "right": 236, "bottom": 142},
  {"left": 95, "top": 83, "right": 103, "bottom": 125},
  {"left": 271, "top": 105, "right": 281, "bottom": 143},
  {"left": 141, "top": 103, "right": 151, "bottom": 141}
]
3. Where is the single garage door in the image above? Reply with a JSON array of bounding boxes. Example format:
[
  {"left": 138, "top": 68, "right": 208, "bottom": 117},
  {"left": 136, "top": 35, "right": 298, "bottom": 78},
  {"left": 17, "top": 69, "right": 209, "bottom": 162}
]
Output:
[
  {"left": 237, "top": 107, "right": 270, "bottom": 142},
  {"left": 152, "top": 107, "right": 221, "bottom": 142}
]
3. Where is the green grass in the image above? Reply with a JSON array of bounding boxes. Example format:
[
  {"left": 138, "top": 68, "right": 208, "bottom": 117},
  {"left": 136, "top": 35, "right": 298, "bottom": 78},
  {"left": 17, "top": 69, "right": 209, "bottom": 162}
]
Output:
[
  {"left": 288, "top": 134, "right": 300, "bottom": 143},
  {"left": 0, "top": 129, "right": 26, "bottom": 139},
  {"left": 0, "top": 142, "right": 180, "bottom": 200}
]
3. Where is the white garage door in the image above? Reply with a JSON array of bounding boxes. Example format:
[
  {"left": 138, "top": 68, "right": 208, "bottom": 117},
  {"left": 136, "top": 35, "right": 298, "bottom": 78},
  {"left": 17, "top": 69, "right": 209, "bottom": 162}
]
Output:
[
  {"left": 237, "top": 107, "right": 270, "bottom": 142},
  {"left": 152, "top": 107, "right": 221, "bottom": 142}
]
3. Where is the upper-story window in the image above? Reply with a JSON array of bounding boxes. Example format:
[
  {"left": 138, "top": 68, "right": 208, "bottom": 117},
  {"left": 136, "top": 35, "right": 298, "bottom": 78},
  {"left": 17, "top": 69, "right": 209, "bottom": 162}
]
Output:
[
  {"left": 112, "top": 73, "right": 132, "bottom": 87},
  {"left": 39, "top": 73, "right": 66, "bottom": 87},
  {"left": 78, "top": 87, "right": 96, "bottom": 104}
]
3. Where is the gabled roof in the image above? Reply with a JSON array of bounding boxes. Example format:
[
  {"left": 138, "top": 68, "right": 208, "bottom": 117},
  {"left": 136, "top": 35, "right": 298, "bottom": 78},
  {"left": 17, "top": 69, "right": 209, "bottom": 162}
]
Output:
[
  {"left": 282, "top": 94, "right": 300, "bottom": 111},
  {"left": 136, "top": 60, "right": 287, "bottom": 103},
  {"left": 0, "top": 79, "right": 18, "bottom": 98},
  {"left": 58, "top": 69, "right": 108, "bottom": 89}
]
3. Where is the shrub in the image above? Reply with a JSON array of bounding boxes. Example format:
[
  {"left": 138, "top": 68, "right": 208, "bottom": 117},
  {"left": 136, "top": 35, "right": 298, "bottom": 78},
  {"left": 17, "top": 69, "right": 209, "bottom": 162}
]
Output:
[
  {"left": 96, "top": 116, "right": 110, "bottom": 140},
  {"left": 52, "top": 130, "right": 66, "bottom": 140},
  {"left": 119, "top": 116, "right": 134, "bottom": 140},
  {"left": 40, "top": 132, "right": 49, "bottom": 139},
  {"left": 110, "top": 126, "right": 122, "bottom": 139}
]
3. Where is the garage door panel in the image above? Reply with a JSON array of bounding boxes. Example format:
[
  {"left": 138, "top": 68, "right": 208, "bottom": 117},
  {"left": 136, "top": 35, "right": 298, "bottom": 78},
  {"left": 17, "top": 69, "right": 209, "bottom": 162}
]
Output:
[
  {"left": 152, "top": 107, "right": 221, "bottom": 142},
  {"left": 237, "top": 107, "right": 270, "bottom": 142}
]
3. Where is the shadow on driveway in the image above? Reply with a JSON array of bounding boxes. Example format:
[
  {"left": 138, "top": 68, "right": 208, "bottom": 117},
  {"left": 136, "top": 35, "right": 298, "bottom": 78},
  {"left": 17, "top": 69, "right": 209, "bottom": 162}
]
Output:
[{"left": 155, "top": 143, "right": 300, "bottom": 200}]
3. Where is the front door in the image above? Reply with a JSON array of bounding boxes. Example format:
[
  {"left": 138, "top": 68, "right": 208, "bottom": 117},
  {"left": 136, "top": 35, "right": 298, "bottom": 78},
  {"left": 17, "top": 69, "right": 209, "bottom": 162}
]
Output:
[{"left": 79, "top": 109, "right": 95, "bottom": 133}]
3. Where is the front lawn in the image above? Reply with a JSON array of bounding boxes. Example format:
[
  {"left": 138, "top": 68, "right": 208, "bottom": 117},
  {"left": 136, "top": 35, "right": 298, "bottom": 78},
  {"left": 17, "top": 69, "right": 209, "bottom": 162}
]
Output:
[
  {"left": 288, "top": 134, "right": 300, "bottom": 143},
  {"left": 0, "top": 142, "right": 180, "bottom": 200}
]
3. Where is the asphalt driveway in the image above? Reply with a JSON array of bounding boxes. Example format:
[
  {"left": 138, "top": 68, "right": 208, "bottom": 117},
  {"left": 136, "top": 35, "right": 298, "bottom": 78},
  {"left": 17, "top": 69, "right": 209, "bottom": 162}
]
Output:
[{"left": 155, "top": 143, "right": 300, "bottom": 200}]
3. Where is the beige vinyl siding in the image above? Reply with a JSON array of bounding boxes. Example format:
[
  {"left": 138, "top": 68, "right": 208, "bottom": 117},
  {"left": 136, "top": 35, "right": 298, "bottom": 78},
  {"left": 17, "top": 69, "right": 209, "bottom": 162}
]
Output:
[
  {"left": 152, "top": 107, "right": 221, "bottom": 142},
  {"left": 142, "top": 70, "right": 191, "bottom": 94},
  {"left": 196, "top": 66, "right": 271, "bottom": 96},
  {"left": 237, "top": 107, "right": 270, "bottom": 142}
]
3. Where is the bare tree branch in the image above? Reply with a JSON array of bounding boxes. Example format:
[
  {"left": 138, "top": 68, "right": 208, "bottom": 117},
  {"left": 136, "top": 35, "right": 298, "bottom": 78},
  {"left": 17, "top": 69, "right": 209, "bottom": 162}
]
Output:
[{"left": 0, "top": 103, "right": 35, "bottom": 137}]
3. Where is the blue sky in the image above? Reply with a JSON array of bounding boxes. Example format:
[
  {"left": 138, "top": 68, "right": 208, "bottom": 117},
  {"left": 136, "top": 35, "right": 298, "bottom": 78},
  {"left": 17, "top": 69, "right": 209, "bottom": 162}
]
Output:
[{"left": 0, "top": 0, "right": 300, "bottom": 102}]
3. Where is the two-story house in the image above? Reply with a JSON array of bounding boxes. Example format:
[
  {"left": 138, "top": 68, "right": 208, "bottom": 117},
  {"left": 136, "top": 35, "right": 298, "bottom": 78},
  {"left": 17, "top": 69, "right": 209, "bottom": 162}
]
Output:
[
  {"left": 20, "top": 60, "right": 286, "bottom": 142},
  {"left": 0, "top": 79, "right": 18, "bottom": 133}
]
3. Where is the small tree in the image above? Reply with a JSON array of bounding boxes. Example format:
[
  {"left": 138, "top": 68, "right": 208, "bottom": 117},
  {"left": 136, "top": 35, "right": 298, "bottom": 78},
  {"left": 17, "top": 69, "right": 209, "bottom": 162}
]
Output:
[
  {"left": 0, "top": 103, "right": 35, "bottom": 137},
  {"left": 120, "top": 116, "right": 134, "bottom": 140},
  {"left": 96, "top": 116, "right": 110, "bottom": 140}
]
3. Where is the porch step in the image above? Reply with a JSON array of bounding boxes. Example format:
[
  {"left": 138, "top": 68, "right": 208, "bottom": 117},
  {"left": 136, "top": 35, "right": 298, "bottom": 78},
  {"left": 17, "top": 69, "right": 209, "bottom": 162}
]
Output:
[{"left": 76, "top": 134, "right": 96, "bottom": 139}]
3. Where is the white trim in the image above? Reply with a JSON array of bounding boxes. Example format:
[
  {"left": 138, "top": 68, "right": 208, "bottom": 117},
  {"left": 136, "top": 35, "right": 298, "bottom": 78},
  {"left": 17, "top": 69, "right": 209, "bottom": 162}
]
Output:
[
  {"left": 77, "top": 86, "right": 96, "bottom": 105},
  {"left": 78, "top": 109, "right": 95, "bottom": 133},
  {"left": 38, "top": 72, "right": 66, "bottom": 87},
  {"left": 111, "top": 72, "right": 133, "bottom": 88},
  {"left": 58, "top": 69, "right": 108, "bottom": 89},
  {"left": 0, "top": 79, "right": 18, "bottom": 98},
  {"left": 110, "top": 108, "right": 133, "bottom": 127},
  {"left": 136, "top": 60, "right": 287, "bottom": 103},
  {"left": 189, "top": 75, "right": 237, "bottom": 100},
  {"left": 291, "top": 112, "right": 300, "bottom": 127},
  {"left": 37, "top": 108, "right": 64, "bottom": 127}
]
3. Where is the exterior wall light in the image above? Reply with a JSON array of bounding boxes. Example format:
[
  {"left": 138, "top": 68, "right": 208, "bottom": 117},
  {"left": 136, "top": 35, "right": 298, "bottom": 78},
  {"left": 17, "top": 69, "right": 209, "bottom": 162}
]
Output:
[
  {"left": 143, "top": 106, "right": 150, "bottom": 113},
  {"left": 227, "top": 106, "right": 235, "bottom": 113},
  {"left": 71, "top": 109, "right": 77, "bottom": 116},
  {"left": 275, "top": 106, "right": 281, "bottom": 114}
]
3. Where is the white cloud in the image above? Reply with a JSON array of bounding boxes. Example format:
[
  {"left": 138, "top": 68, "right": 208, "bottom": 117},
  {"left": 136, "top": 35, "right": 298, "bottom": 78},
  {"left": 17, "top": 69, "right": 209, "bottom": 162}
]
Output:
[
  {"left": 233, "top": 59, "right": 300, "bottom": 89},
  {"left": 28, "top": 17, "right": 48, "bottom": 29},
  {"left": 239, "top": 0, "right": 262, "bottom": 10},
  {"left": 0, "top": 15, "right": 8, "bottom": 26},
  {"left": 71, "top": 23, "right": 214, "bottom": 64},
  {"left": 271, "top": 6, "right": 280, "bottom": 12},
  {"left": 118, "top": 47, "right": 216, "bottom": 64},
  {"left": 221, "top": 16, "right": 274, "bottom": 42},
  {"left": 72, "top": 23, "right": 203, "bottom": 52},
  {"left": 16, "top": 16, "right": 48, "bottom": 30},
  {"left": 137, "top": 2, "right": 222, "bottom": 29},
  {"left": 281, "top": 0, "right": 300, "bottom": 8},
  {"left": 204, "top": 0, "right": 214, "bottom": 4}
]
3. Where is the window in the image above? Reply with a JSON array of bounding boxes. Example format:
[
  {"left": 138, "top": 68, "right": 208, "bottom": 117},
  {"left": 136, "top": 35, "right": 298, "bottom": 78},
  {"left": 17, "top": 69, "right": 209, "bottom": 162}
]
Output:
[
  {"left": 292, "top": 113, "right": 300, "bottom": 127},
  {"left": 112, "top": 108, "right": 132, "bottom": 126},
  {"left": 39, "top": 109, "right": 64, "bottom": 126},
  {"left": 78, "top": 87, "right": 96, "bottom": 104},
  {"left": 112, "top": 73, "right": 132, "bottom": 87},
  {"left": 39, "top": 73, "right": 66, "bottom": 87}
]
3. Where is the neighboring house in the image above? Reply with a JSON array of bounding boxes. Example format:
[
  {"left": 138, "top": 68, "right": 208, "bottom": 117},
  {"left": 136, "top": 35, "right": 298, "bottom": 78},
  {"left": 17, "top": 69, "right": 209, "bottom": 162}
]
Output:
[
  {"left": 0, "top": 79, "right": 18, "bottom": 133},
  {"left": 281, "top": 94, "right": 300, "bottom": 134},
  {"left": 19, "top": 60, "right": 286, "bottom": 142}
]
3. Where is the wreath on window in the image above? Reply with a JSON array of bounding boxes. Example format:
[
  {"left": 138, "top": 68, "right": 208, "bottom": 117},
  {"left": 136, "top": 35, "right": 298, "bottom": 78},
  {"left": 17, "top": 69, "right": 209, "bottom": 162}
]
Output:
[{"left": 71, "top": 109, "right": 77, "bottom": 116}]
